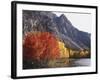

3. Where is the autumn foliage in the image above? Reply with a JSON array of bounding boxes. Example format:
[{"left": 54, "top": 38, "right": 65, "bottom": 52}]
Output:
[{"left": 23, "top": 32, "right": 60, "bottom": 62}]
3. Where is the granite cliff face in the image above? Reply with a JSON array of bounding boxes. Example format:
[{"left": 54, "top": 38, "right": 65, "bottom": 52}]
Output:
[{"left": 23, "top": 10, "right": 91, "bottom": 50}]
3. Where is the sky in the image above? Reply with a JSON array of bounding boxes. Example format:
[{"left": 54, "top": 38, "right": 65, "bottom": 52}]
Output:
[{"left": 54, "top": 12, "right": 91, "bottom": 33}]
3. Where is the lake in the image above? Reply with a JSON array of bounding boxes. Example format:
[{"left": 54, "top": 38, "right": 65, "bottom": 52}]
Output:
[
  {"left": 23, "top": 58, "right": 91, "bottom": 69},
  {"left": 48, "top": 58, "right": 91, "bottom": 67},
  {"left": 68, "top": 58, "right": 91, "bottom": 67}
]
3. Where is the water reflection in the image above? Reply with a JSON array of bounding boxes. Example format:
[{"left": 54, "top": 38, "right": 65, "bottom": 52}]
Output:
[
  {"left": 48, "top": 58, "right": 91, "bottom": 68},
  {"left": 23, "top": 58, "right": 91, "bottom": 69},
  {"left": 68, "top": 58, "right": 91, "bottom": 67}
]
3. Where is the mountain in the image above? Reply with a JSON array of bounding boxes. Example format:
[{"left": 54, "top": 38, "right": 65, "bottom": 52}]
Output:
[{"left": 23, "top": 10, "right": 91, "bottom": 50}]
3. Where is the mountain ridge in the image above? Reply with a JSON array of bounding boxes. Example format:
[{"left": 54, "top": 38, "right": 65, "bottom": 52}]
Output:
[{"left": 23, "top": 10, "right": 91, "bottom": 50}]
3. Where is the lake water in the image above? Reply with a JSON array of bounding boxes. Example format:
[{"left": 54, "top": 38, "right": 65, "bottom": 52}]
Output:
[
  {"left": 68, "top": 58, "right": 91, "bottom": 67},
  {"left": 48, "top": 58, "right": 91, "bottom": 67},
  {"left": 23, "top": 58, "right": 91, "bottom": 69}
]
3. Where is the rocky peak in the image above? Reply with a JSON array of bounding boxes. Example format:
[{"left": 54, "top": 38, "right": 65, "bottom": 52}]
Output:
[{"left": 60, "top": 14, "right": 72, "bottom": 25}]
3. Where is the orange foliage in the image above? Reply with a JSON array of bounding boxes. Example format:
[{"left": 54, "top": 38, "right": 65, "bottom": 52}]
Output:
[{"left": 23, "top": 32, "right": 60, "bottom": 61}]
